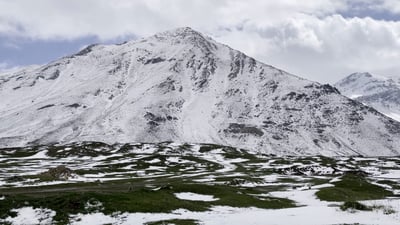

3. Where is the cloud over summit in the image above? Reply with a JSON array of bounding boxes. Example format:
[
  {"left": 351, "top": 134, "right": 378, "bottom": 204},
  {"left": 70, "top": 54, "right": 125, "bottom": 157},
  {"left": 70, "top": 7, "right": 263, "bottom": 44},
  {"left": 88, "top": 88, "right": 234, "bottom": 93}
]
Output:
[{"left": 1, "top": 0, "right": 400, "bottom": 83}]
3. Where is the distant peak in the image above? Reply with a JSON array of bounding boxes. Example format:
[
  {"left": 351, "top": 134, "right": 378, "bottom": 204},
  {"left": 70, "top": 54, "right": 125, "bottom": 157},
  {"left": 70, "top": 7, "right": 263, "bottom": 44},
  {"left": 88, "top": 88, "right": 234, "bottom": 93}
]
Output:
[
  {"left": 348, "top": 72, "right": 373, "bottom": 78},
  {"left": 335, "top": 72, "right": 375, "bottom": 86},
  {"left": 340, "top": 72, "right": 373, "bottom": 82},
  {"left": 335, "top": 72, "right": 399, "bottom": 88},
  {"left": 345, "top": 72, "right": 395, "bottom": 82}
]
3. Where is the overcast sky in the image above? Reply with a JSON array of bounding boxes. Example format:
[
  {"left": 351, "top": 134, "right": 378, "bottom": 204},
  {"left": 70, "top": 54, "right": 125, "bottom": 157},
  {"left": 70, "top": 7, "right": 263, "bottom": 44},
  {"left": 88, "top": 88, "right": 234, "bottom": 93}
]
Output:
[{"left": 1, "top": 0, "right": 400, "bottom": 83}]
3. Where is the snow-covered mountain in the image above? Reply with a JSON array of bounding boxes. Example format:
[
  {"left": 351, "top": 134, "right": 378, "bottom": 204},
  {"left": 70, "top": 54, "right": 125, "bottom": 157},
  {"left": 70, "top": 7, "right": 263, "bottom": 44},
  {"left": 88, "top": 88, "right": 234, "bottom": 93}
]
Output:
[
  {"left": 1, "top": 27, "right": 400, "bottom": 156},
  {"left": 335, "top": 72, "right": 400, "bottom": 122}
]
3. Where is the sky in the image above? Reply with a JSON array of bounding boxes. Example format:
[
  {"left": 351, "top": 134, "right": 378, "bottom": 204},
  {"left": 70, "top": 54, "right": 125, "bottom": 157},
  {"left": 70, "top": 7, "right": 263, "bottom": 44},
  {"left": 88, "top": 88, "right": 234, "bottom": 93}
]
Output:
[{"left": 1, "top": 0, "right": 400, "bottom": 84}]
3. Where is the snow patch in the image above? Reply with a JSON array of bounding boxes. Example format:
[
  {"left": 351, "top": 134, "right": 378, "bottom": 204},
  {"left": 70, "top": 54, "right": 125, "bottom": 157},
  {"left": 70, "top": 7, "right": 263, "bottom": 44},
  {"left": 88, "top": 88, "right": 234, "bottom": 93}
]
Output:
[
  {"left": 23, "top": 150, "right": 48, "bottom": 159},
  {"left": 3, "top": 207, "right": 55, "bottom": 225},
  {"left": 174, "top": 192, "right": 218, "bottom": 202}
]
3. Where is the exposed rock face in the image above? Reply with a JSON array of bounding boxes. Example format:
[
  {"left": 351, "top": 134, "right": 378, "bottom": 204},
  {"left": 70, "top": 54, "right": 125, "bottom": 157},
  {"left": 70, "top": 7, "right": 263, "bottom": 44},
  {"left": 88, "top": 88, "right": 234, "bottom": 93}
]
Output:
[{"left": 1, "top": 28, "right": 400, "bottom": 156}]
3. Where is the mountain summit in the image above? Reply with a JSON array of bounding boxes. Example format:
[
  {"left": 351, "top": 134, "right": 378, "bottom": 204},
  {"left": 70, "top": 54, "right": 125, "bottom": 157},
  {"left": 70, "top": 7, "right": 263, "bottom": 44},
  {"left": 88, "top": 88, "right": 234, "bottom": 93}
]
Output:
[
  {"left": 335, "top": 72, "right": 400, "bottom": 122},
  {"left": 1, "top": 28, "right": 400, "bottom": 156}
]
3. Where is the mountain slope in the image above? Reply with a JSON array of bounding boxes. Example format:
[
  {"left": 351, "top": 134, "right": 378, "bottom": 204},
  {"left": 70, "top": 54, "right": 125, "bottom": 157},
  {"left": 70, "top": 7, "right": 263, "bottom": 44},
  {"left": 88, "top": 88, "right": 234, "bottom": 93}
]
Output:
[
  {"left": 1, "top": 27, "right": 400, "bottom": 156},
  {"left": 335, "top": 72, "right": 400, "bottom": 121}
]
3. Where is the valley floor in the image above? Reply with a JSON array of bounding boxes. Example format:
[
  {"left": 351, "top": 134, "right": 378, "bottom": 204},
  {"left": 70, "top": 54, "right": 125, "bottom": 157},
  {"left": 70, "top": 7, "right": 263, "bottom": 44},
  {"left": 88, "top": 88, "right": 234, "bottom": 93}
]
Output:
[{"left": 1, "top": 142, "right": 400, "bottom": 225}]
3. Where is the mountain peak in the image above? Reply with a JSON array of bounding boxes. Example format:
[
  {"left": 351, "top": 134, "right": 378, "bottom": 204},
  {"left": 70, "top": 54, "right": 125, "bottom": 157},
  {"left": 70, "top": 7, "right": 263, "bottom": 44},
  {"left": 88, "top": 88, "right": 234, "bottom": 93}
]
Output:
[
  {"left": 335, "top": 72, "right": 400, "bottom": 122},
  {"left": 347, "top": 72, "right": 373, "bottom": 79},
  {"left": 148, "top": 27, "right": 216, "bottom": 50},
  {"left": 353, "top": 72, "right": 372, "bottom": 76},
  {"left": 2, "top": 29, "right": 400, "bottom": 156},
  {"left": 336, "top": 72, "right": 398, "bottom": 88},
  {"left": 335, "top": 72, "right": 374, "bottom": 87},
  {"left": 155, "top": 27, "right": 204, "bottom": 38}
]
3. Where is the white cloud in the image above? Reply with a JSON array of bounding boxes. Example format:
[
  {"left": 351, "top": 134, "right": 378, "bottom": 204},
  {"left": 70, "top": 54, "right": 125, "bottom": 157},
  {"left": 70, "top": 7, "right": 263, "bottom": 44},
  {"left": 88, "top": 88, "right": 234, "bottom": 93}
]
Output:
[
  {"left": 1, "top": 0, "right": 400, "bottom": 83},
  {"left": 372, "top": 0, "right": 400, "bottom": 14},
  {"left": 0, "top": 0, "right": 347, "bottom": 40},
  {"left": 216, "top": 14, "right": 400, "bottom": 83}
]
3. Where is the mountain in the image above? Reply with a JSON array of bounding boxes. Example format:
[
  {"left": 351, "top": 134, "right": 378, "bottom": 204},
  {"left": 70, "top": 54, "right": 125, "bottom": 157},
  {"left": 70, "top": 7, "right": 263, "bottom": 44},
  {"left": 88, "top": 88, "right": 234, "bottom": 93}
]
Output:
[
  {"left": 1, "top": 27, "right": 400, "bottom": 156},
  {"left": 335, "top": 72, "right": 400, "bottom": 122}
]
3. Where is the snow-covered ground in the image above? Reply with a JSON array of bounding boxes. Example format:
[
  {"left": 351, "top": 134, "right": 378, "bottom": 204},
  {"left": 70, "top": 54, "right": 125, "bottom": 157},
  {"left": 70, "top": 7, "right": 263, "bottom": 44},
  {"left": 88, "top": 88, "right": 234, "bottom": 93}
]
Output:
[
  {"left": 3, "top": 207, "right": 56, "bottom": 225},
  {"left": 1, "top": 142, "right": 400, "bottom": 225},
  {"left": 56, "top": 192, "right": 400, "bottom": 225},
  {"left": 1, "top": 142, "right": 400, "bottom": 188},
  {"left": 5, "top": 198, "right": 400, "bottom": 225}
]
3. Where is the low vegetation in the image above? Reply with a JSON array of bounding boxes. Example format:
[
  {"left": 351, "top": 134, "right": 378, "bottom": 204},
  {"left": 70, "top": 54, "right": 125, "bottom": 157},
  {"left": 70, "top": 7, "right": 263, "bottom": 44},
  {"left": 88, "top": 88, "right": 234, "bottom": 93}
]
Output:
[
  {"left": 0, "top": 142, "right": 399, "bottom": 224},
  {"left": 316, "top": 173, "right": 392, "bottom": 202}
]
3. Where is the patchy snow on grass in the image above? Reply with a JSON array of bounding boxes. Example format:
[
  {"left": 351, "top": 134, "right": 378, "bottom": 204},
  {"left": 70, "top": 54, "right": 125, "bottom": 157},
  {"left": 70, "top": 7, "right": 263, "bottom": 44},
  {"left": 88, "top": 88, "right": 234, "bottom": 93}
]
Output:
[
  {"left": 3, "top": 207, "right": 55, "bottom": 225},
  {"left": 174, "top": 192, "right": 218, "bottom": 202},
  {"left": 66, "top": 201, "right": 400, "bottom": 225},
  {"left": 23, "top": 150, "right": 49, "bottom": 159}
]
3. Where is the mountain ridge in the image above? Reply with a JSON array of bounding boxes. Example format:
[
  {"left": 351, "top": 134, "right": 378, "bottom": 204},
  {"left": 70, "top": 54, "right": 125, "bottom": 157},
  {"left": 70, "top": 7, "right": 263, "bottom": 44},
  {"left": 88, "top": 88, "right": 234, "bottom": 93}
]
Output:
[
  {"left": 335, "top": 72, "right": 400, "bottom": 122},
  {"left": 1, "top": 27, "right": 400, "bottom": 156}
]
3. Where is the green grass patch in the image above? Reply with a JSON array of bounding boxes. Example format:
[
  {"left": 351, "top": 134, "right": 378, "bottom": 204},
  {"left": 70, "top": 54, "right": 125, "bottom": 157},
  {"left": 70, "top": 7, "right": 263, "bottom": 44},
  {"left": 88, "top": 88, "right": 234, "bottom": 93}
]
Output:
[
  {"left": 0, "top": 181, "right": 295, "bottom": 224},
  {"left": 307, "top": 178, "right": 330, "bottom": 186},
  {"left": 316, "top": 173, "right": 392, "bottom": 202},
  {"left": 376, "top": 180, "right": 400, "bottom": 189},
  {"left": 0, "top": 193, "right": 92, "bottom": 224},
  {"left": 0, "top": 187, "right": 209, "bottom": 224},
  {"left": 171, "top": 183, "right": 295, "bottom": 209},
  {"left": 198, "top": 144, "right": 224, "bottom": 153}
]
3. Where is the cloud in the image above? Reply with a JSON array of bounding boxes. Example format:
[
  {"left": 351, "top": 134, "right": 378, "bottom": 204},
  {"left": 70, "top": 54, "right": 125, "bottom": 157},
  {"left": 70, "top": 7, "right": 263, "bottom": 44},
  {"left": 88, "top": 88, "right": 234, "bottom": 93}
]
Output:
[
  {"left": 371, "top": 0, "right": 400, "bottom": 15},
  {"left": 0, "top": 0, "right": 346, "bottom": 40},
  {"left": 216, "top": 14, "right": 400, "bottom": 82},
  {"left": 1, "top": 0, "right": 400, "bottom": 83}
]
